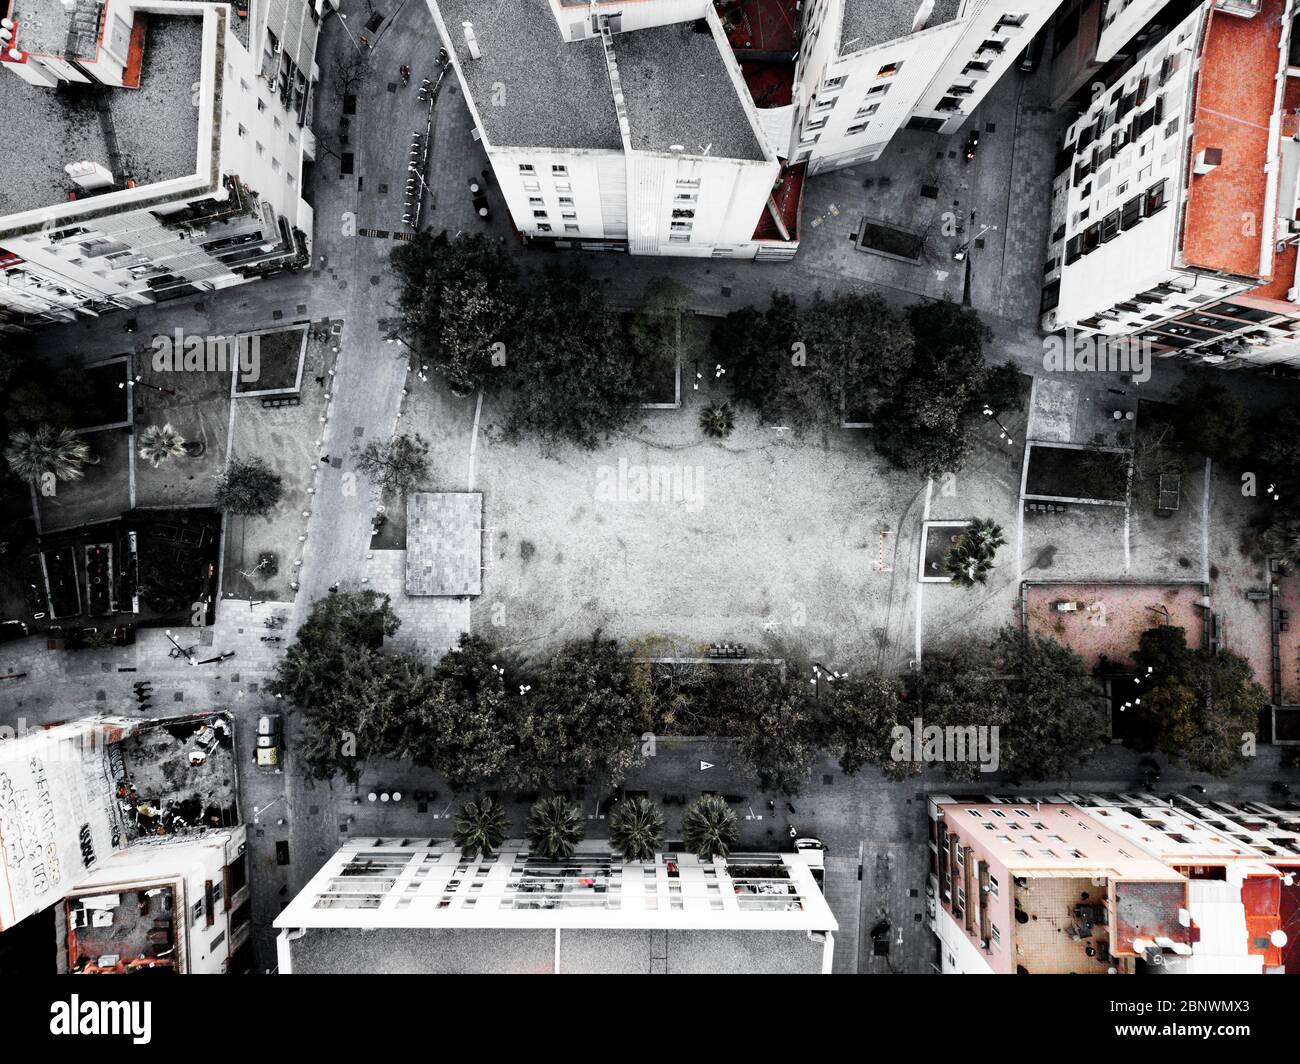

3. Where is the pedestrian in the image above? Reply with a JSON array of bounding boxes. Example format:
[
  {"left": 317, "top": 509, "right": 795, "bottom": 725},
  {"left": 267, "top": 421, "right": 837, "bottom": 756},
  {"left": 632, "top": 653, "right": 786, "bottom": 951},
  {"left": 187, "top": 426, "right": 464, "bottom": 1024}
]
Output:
[
  {"left": 359, "top": 33, "right": 370, "bottom": 47},
  {"left": 314, "top": 375, "right": 325, "bottom": 385},
  {"left": 328, "top": 583, "right": 339, "bottom": 594},
  {"left": 320, "top": 454, "right": 331, "bottom": 464},
  {"left": 788, "top": 825, "right": 797, "bottom": 839}
]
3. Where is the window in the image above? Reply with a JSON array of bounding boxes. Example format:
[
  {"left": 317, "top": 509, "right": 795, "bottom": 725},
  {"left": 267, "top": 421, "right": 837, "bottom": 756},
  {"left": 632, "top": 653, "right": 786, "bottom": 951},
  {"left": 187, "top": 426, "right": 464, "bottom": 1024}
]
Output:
[
  {"left": 272, "top": 157, "right": 280, "bottom": 172},
  {"left": 523, "top": 180, "right": 541, "bottom": 193},
  {"left": 551, "top": 164, "right": 568, "bottom": 175},
  {"left": 555, "top": 181, "right": 572, "bottom": 192},
  {"left": 995, "top": 12, "right": 1027, "bottom": 29},
  {"left": 519, "top": 163, "right": 535, "bottom": 174},
  {"left": 537, "top": 223, "right": 552, "bottom": 232},
  {"left": 564, "top": 224, "right": 579, "bottom": 232},
  {"left": 237, "top": 123, "right": 248, "bottom": 138},
  {"left": 855, "top": 102, "right": 880, "bottom": 118},
  {"left": 877, "top": 61, "right": 901, "bottom": 77},
  {"left": 990, "top": 923, "right": 1001, "bottom": 946},
  {"left": 672, "top": 208, "right": 695, "bottom": 219},
  {"left": 847, "top": 122, "right": 869, "bottom": 135},
  {"left": 192, "top": 898, "right": 205, "bottom": 925},
  {"left": 674, "top": 192, "right": 697, "bottom": 203},
  {"left": 255, "top": 141, "right": 265, "bottom": 156},
  {"left": 865, "top": 83, "right": 890, "bottom": 97},
  {"left": 558, "top": 196, "right": 574, "bottom": 206},
  {"left": 257, "top": 98, "right": 266, "bottom": 112},
  {"left": 529, "top": 196, "right": 544, "bottom": 205},
  {"left": 987, "top": 874, "right": 999, "bottom": 897},
  {"left": 532, "top": 210, "right": 548, "bottom": 218},
  {"left": 675, "top": 178, "right": 701, "bottom": 189},
  {"left": 823, "top": 74, "right": 846, "bottom": 90}
]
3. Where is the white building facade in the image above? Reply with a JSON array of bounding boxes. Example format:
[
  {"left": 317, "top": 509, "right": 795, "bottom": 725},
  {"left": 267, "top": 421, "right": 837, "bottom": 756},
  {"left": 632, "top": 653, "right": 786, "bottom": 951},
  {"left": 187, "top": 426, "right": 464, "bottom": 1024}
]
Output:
[
  {"left": 0, "top": 0, "right": 320, "bottom": 331},
  {"left": 791, "top": 0, "right": 1066, "bottom": 173}
]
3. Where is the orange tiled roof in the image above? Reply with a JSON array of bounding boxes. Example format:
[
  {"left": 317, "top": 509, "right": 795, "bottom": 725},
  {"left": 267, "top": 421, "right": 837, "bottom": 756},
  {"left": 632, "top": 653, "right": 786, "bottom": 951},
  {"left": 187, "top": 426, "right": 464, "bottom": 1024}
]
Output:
[{"left": 1180, "top": 0, "right": 1285, "bottom": 280}]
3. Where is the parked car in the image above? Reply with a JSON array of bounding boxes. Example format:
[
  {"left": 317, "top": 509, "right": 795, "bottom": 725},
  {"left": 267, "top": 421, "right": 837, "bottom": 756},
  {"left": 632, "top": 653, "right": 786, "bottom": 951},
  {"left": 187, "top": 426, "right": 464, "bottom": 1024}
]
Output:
[{"left": 256, "top": 713, "right": 283, "bottom": 770}]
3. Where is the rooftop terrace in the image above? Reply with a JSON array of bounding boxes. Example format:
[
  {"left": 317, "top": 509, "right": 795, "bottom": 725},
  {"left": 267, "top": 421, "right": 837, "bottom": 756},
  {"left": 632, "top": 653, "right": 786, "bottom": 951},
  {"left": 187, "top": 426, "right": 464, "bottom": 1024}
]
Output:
[
  {"left": 839, "top": 0, "right": 962, "bottom": 55},
  {"left": 436, "top": 0, "right": 622, "bottom": 151},
  {"left": 615, "top": 20, "right": 765, "bottom": 160},
  {"left": 0, "top": 12, "right": 204, "bottom": 218}
]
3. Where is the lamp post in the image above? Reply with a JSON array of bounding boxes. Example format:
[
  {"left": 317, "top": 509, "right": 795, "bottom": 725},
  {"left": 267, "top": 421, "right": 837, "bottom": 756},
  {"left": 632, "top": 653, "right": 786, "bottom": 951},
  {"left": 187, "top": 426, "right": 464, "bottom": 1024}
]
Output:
[
  {"left": 336, "top": 10, "right": 365, "bottom": 55},
  {"left": 982, "top": 405, "right": 1016, "bottom": 446},
  {"left": 163, "top": 629, "right": 197, "bottom": 665},
  {"left": 120, "top": 376, "right": 177, "bottom": 396}
]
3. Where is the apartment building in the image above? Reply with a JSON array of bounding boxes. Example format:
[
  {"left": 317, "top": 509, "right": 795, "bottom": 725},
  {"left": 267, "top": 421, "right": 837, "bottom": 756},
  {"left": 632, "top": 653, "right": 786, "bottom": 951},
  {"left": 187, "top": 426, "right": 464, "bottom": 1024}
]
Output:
[
  {"left": 431, "top": 0, "right": 798, "bottom": 259},
  {"left": 929, "top": 793, "right": 1296, "bottom": 974},
  {"left": 789, "top": 0, "right": 1065, "bottom": 173},
  {"left": 64, "top": 828, "right": 252, "bottom": 973},
  {"left": 1041, "top": 0, "right": 1300, "bottom": 369},
  {"left": 0, "top": 0, "right": 320, "bottom": 331},
  {"left": 0, "top": 712, "right": 251, "bottom": 972},
  {"left": 1049, "top": 0, "right": 1178, "bottom": 108},
  {"left": 275, "top": 837, "right": 837, "bottom": 973}
]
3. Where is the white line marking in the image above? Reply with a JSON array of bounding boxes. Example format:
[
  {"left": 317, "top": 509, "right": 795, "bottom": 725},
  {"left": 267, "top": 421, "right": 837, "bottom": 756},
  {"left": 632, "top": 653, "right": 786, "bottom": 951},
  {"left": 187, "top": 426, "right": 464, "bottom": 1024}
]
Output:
[
  {"left": 467, "top": 388, "right": 484, "bottom": 490},
  {"left": 1202, "top": 457, "right": 1212, "bottom": 582},
  {"left": 916, "top": 477, "right": 933, "bottom": 663}
]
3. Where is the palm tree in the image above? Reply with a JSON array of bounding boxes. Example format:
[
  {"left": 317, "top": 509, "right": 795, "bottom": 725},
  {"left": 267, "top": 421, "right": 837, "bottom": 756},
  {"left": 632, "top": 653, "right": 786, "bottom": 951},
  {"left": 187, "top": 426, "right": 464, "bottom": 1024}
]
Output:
[
  {"left": 608, "top": 796, "right": 664, "bottom": 862},
  {"left": 452, "top": 795, "right": 508, "bottom": 859},
  {"left": 945, "top": 518, "right": 1006, "bottom": 587},
  {"left": 5, "top": 425, "right": 91, "bottom": 483},
  {"left": 683, "top": 793, "right": 739, "bottom": 860},
  {"left": 1264, "top": 517, "right": 1300, "bottom": 572},
  {"left": 138, "top": 423, "right": 188, "bottom": 468},
  {"left": 699, "top": 401, "right": 735, "bottom": 439},
  {"left": 526, "top": 795, "right": 584, "bottom": 860}
]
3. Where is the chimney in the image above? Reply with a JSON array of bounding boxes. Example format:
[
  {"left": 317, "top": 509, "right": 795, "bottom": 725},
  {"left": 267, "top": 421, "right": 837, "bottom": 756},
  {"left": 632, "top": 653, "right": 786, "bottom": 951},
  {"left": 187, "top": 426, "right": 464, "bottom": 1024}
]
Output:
[
  {"left": 462, "top": 21, "right": 481, "bottom": 60},
  {"left": 65, "top": 160, "right": 115, "bottom": 191},
  {"left": 1194, "top": 147, "right": 1222, "bottom": 175},
  {"left": 912, "top": 0, "right": 936, "bottom": 32}
]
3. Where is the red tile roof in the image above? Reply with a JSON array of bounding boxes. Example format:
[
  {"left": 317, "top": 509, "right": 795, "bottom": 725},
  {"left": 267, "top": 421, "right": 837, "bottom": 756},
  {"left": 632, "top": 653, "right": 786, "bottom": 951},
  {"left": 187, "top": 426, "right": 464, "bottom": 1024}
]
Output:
[{"left": 1180, "top": 0, "right": 1285, "bottom": 280}]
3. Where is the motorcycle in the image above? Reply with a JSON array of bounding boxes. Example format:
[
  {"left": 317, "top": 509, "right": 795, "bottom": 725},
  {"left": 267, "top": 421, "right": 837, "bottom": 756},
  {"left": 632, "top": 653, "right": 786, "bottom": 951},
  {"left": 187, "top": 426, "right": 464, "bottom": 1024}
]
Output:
[
  {"left": 399, "top": 64, "right": 411, "bottom": 86},
  {"left": 964, "top": 129, "right": 980, "bottom": 162}
]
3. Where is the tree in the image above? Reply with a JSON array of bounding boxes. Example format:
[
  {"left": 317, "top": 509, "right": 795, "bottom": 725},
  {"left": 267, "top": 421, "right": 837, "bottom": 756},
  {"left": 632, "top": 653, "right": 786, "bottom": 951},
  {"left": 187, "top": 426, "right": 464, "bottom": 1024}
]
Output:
[
  {"left": 1168, "top": 378, "right": 1251, "bottom": 462},
  {"left": 699, "top": 401, "right": 735, "bottom": 439},
  {"left": 505, "top": 266, "right": 640, "bottom": 448},
  {"left": 353, "top": 432, "right": 430, "bottom": 497},
  {"left": 733, "top": 670, "right": 818, "bottom": 794},
  {"left": 453, "top": 796, "right": 508, "bottom": 859},
  {"left": 390, "top": 231, "right": 518, "bottom": 395},
  {"left": 874, "top": 302, "right": 992, "bottom": 475},
  {"left": 608, "top": 796, "right": 664, "bottom": 862},
  {"left": 411, "top": 633, "right": 529, "bottom": 790},
  {"left": 5, "top": 425, "right": 90, "bottom": 482},
  {"left": 980, "top": 361, "right": 1027, "bottom": 417},
  {"left": 269, "top": 591, "right": 409, "bottom": 782},
  {"left": 331, "top": 52, "right": 367, "bottom": 101},
  {"left": 526, "top": 795, "right": 584, "bottom": 860},
  {"left": 944, "top": 518, "right": 1006, "bottom": 587},
  {"left": 1264, "top": 517, "right": 1300, "bottom": 572},
  {"left": 915, "top": 628, "right": 1104, "bottom": 783},
  {"left": 822, "top": 673, "right": 911, "bottom": 777},
  {"left": 138, "top": 423, "right": 187, "bottom": 468},
  {"left": 216, "top": 457, "right": 283, "bottom": 516},
  {"left": 523, "top": 634, "right": 645, "bottom": 787},
  {"left": 682, "top": 793, "right": 739, "bottom": 860},
  {"left": 719, "top": 293, "right": 913, "bottom": 433},
  {"left": 1127, "top": 625, "right": 1266, "bottom": 775}
]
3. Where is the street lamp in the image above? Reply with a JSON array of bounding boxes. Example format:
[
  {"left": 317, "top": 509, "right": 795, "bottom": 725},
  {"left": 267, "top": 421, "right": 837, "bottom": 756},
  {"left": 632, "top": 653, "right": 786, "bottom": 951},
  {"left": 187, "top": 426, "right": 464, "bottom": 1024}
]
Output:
[
  {"left": 163, "top": 630, "right": 197, "bottom": 665},
  {"left": 982, "top": 404, "right": 1016, "bottom": 446},
  {"left": 336, "top": 10, "right": 365, "bottom": 55},
  {"left": 119, "top": 375, "right": 177, "bottom": 396}
]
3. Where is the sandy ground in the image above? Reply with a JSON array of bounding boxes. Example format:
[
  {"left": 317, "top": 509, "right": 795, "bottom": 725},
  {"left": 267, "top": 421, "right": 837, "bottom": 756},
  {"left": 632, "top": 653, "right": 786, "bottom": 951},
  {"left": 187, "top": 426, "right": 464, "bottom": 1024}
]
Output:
[{"left": 1025, "top": 582, "right": 1206, "bottom": 670}]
